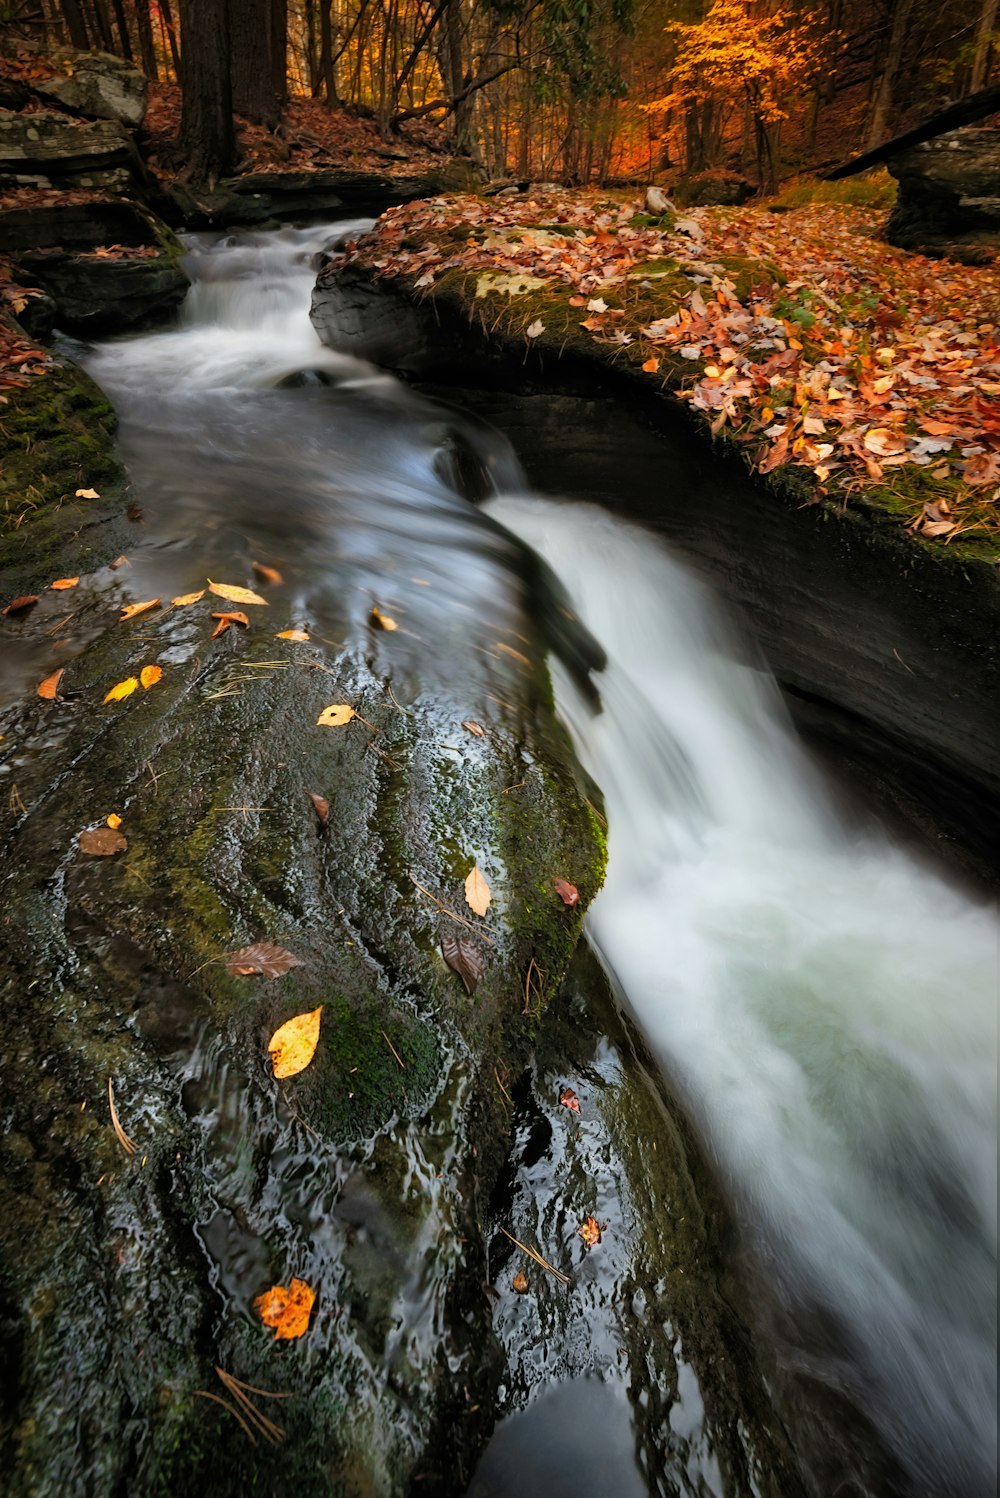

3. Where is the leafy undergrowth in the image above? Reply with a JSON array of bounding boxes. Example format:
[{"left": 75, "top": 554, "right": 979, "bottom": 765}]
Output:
[{"left": 339, "top": 189, "right": 1000, "bottom": 552}]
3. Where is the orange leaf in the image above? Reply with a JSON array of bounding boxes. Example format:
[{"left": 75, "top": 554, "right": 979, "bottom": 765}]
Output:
[
  {"left": 106, "top": 813, "right": 122, "bottom": 829},
  {"left": 370, "top": 605, "right": 398, "bottom": 631},
  {"left": 3, "top": 594, "right": 40, "bottom": 615},
  {"left": 50, "top": 577, "right": 79, "bottom": 591},
  {"left": 512, "top": 1270, "right": 529, "bottom": 1294},
  {"left": 254, "top": 1277, "right": 316, "bottom": 1340},
  {"left": 578, "top": 1215, "right": 602, "bottom": 1247},
  {"left": 642, "top": 356, "right": 659, "bottom": 373},
  {"left": 268, "top": 1006, "right": 323, "bottom": 1079},
  {"left": 103, "top": 677, "right": 139, "bottom": 703},
  {"left": 207, "top": 579, "right": 268, "bottom": 606},
  {"left": 276, "top": 628, "right": 310, "bottom": 641},
  {"left": 252, "top": 561, "right": 284, "bottom": 585},
  {"left": 140, "top": 664, "right": 162, "bottom": 689},
  {"left": 171, "top": 590, "right": 205, "bottom": 606},
  {"left": 464, "top": 865, "right": 492, "bottom": 917},
  {"left": 863, "top": 427, "right": 907, "bottom": 457},
  {"left": 119, "top": 599, "right": 160, "bottom": 621},
  {"left": 37, "top": 667, "right": 64, "bottom": 700},
  {"left": 211, "top": 610, "right": 250, "bottom": 637}
]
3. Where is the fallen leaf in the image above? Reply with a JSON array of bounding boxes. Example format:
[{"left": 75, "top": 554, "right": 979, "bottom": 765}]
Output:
[
  {"left": 642, "top": 356, "right": 660, "bottom": 373},
  {"left": 370, "top": 605, "right": 398, "bottom": 631},
  {"left": 103, "top": 677, "right": 139, "bottom": 703},
  {"left": 75, "top": 487, "right": 100, "bottom": 499},
  {"left": 119, "top": 599, "right": 160, "bottom": 621},
  {"left": 207, "top": 579, "right": 268, "bottom": 606},
  {"left": 267, "top": 1006, "right": 323, "bottom": 1078},
  {"left": 109, "top": 555, "right": 128, "bottom": 570},
  {"left": 464, "top": 865, "right": 492, "bottom": 917},
  {"left": 3, "top": 594, "right": 40, "bottom": 615},
  {"left": 127, "top": 502, "right": 143, "bottom": 522},
  {"left": 512, "top": 1270, "right": 529, "bottom": 1294},
  {"left": 462, "top": 720, "right": 485, "bottom": 736},
  {"left": 37, "top": 667, "right": 65, "bottom": 700},
  {"left": 863, "top": 427, "right": 907, "bottom": 457},
  {"left": 49, "top": 577, "right": 79, "bottom": 591},
  {"left": 252, "top": 561, "right": 284, "bottom": 585},
  {"left": 254, "top": 1277, "right": 315, "bottom": 1340},
  {"left": 587, "top": 297, "right": 608, "bottom": 312},
  {"left": 226, "top": 942, "right": 305, "bottom": 980},
  {"left": 578, "top": 1215, "right": 602, "bottom": 1248},
  {"left": 140, "top": 664, "right": 162, "bottom": 689},
  {"left": 442, "top": 932, "right": 484, "bottom": 995},
  {"left": 526, "top": 318, "right": 544, "bottom": 338},
  {"left": 317, "top": 704, "right": 355, "bottom": 727},
  {"left": 553, "top": 879, "right": 579, "bottom": 907},
  {"left": 106, "top": 813, "right": 122, "bottom": 829},
  {"left": 307, "top": 790, "right": 330, "bottom": 826},
  {"left": 276, "top": 628, "right": 310, "bottom": 641},
  {"left": 79, "top": 826, "right": 127, "bottom": 856},
  {"left": 559, "top": 1086, "right": 580, "bottom": 1113},
  {"left": 211, "top": 610, "right": 250, "bottom": 638},
  {"left": 171, "top": 590, "right": 205, "bottom": 606}
]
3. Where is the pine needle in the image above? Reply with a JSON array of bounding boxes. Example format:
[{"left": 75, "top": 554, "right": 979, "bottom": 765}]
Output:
[
  {"left": 215, "top": 1367, "right": 286, "bottom": 1445},
  {"left": 498, "top": 1226, "right": 570, "bottom": 1285},
  {"left": 107, "top": 1077, "right": 137, "bottom": 1155}
]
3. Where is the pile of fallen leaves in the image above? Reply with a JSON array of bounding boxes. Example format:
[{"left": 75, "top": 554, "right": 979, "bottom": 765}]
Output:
[{"left": 338, "top": 190, "right": 1000, "bottom": 545}]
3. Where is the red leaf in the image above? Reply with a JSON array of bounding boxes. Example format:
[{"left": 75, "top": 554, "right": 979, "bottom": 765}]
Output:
[
  {"left": 559, "top": 1086, "right": 580, "bottom": 1113},
  {"left": 553, "top": 878, "right": 579, "bottom": 906}
]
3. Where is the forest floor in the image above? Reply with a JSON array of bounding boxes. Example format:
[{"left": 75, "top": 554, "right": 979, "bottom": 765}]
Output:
[{"left": 333, "top": 189, "right": 1000, "bottom": 550}]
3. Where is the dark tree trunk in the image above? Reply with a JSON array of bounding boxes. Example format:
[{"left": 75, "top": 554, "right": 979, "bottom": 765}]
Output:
[
  {"left": 825, "top": 84, "right": 1000, "bottom": 177},
  {"left": 60, "top": 0, "right": 90, "bottom": 48},
  {"left": 86, "top": 0, "right": 114, "bottom": 50},
  {"left": 160, "top": 0, "right": 182, "bottom": 79},
  {"left": 318, "top": 0, "right": 339, "bottom": 105},
  {"left": 178, "top": 0, "right": 235, "bottom": 180},
  {"left": 134, "top": 0, "right": 158, "bottom": 80},
  {"left": 110, "top": 0, "right": 133, "bottom": 60},
  {"left": 229, "top": 0, "right": 282, "bottom": 128}
]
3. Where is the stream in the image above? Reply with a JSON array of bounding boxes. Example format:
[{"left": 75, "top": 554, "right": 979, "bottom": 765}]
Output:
[{"left": 77, "top": 222, "right": 997, "bottom": 1497}]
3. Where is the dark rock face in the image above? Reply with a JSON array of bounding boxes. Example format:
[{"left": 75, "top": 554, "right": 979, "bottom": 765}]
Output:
[
  {"left": 672, "top": 169, "right": 756, "bottom": 207},
  {"left": 887, "top": 128, "right": 1000, "bottom": 264},
  {"left": 33, "top": 48, "right": 148, "bottom": 129},
  {"left": 0, "top": 110, "right": 139, "bottom": 192}
]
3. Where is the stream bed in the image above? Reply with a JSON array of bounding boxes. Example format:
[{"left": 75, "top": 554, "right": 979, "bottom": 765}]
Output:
[{"left": 4, "top": 220, "right": 994, "bottom": 1497}]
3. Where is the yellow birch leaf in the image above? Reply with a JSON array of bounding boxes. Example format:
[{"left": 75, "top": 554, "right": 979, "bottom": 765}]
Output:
[
  {"left": 316, "top": 704, "right": 355, "bottom": 726},
  {"left": 75, "top": 487, "right": 100, "bottom": 499},
  {"left": 103, "top": 677, "right": 139, "bottom": 703},
  {"left": 106, "top": 813, "right": 122, "bottom": 829},
  {"left": 464, "top": 864, "right": 492, "bottom": 917},
  {"left": 276, "top": 628, "right": 310, "bottom": 641},
  {"left": 370, "top": 605, "right": 398, "bottom": 631},
  {"left": 119, "top": 599, "right": 160, "bottom": 621},
  {"left": 268, "top": 1006, "right": 323, "bottom": 1079},
  {"left": 140, "top": 664, "right": 162, "bottom": 689},
  {"left": 50, "top": 577, "right": 79, "bottom": 590},
  {"left": 254, "top": 1277, "right": 316, "bottom": 1340},
  {"left": 207, "top": 579, "right": 268, "bottom": 606},
  {"left": 171, "top": 590, "right": 205, "bottom": 606}
]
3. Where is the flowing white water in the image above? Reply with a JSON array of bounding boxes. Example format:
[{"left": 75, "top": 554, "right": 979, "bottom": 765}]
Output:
[{"left": 490, "top": 496, "right": 998, "bottom": 1497}]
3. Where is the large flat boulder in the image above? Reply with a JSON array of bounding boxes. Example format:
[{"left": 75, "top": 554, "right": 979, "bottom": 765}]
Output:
[
  {"left": 887, "top": 127, "right": 1000, "bottom": 264},
  {"left": 33, "top": 49, "right": 147, "bottom": 129}
]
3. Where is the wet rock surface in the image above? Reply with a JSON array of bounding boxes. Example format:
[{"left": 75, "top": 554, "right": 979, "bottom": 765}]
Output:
[{"left": 887, "top": 127, "right": 1000, "bottom": 265}]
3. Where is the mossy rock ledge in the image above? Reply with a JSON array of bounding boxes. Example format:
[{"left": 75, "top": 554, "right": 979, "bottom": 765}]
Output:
[{"left": 0, "top": 461, "right": 608, "bottom": 1493}]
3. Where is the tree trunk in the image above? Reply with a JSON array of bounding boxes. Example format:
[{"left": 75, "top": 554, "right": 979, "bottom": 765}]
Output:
[
  {"left": 866, "top": 0, "right": 915, "bottom": 148},
  {"left": 60, "top": 0, "right": 90, "bottom": 48},
  {"left": 970, "top": 0, "right": 998, "bottom": 93},
  {"left": 229, "top": 0, "right": 282, "bottom": 128},
  {"left": 178, "top": 0, "right": 235, "bottom": 181},
  {"left": 160, "top": 0, "right": 183, "bottom": 80},
  {"left": 134, "top": 0, "right": 158, "bottom": 80},
  {"left": 318, "top": 0, "right": 339, "bottom": 104},
  {"left": 110, "top": 0, "right": 134, "bottom": 60}
]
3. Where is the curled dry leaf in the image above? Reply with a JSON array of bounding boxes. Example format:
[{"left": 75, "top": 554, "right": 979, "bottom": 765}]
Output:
[
  {"left": 103, "top": 677, "right": 139, "bottom": 703},
  {"left": 578, "top": 1215, "right": 602, "bottom": 1248},
  {"left": 276, "top": 628, "right": 310, "bottom": 641},
  {"left": 441, "top": 932, "right": 484, "bottom": 996},
  {"left": 207, "top": 579, "right": 268, "bottom": 606},
  {"left": 140, "top": 664, "right": 162, "bottom": 689},
  {"left": 211, "top": 611, "right": 249, "bottom": 638},
  {"left": 464, "top": 865, "right": 492, "bottom": 917},
  {"left": 307, "top": 791, "right": 330, "bottom": 826},
  {"left": 526, "top": 318, "right": 544, "bottom": 338},
  {"left": 171, "top": 590, "right": 205, "bottom": 606},
  {"left": 3, "top": 594, "right": 40, "bottom": 615},
  {"left": 49, "top": 577, "right": 79, "bottom": 591},
  {"left": 369, "top": 605, "right": 398, "bottom": 631},
  {"left": 252, "top": 561, "right": 284, "bottom": 585},
  {"left": 553, "top": 878, "right": 580, "bottom": 907},
  {"left": 226, "top": 942, "right": 305, "bottom": 980},
  {"left": 37, "top": 667, "right": 64, "bottom": 700},
  {"left": 109, "top": 555, "right": 128, "bottom": 570},
  {"left": 106, "top": 813, "right": 122, "bottom": 829},
  {"left": 254, "top": 1277, "right": 316, "bottom": 1341},
  {"left": 317, "top": 704, "right": 355, "bottom": 727},
  {"left": 267, "top": 1006, "right": 323, "bottom": 1079},
  {"left": 119, "top": 599, "right": 160, "bottom": 621},
  {"left": 512, "top": 1270, "right": 529, "bottom": 1294},
  {"left": 462, "top": 720, "right": 485, "bottom": 737},
  {"left": 79, "top": 826, "right": 127, "bottom": 856},
  {"left": 559, "top": 1086, "right": 581, "bottom": 1114},
  {"left": 75, "top": 487, "right": 100, "bottom": 499}
]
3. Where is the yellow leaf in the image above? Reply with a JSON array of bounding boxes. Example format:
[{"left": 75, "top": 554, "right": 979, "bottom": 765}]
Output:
[
  {"left": 370, "top": 605, "right": 398, "bottom": 631},
  {"left": 464, "top": 864, "right": 492, "bottom": 917},
  {"left": 276, "top": 628, "right": 310, "bottom": 641},
  {"left": 140, "top": 664, "right": 162, "bottom": 689},
  {"left": 75, "top": 487, "right": 100, "bottom": 499},
  {"left": 254, "top": 1277, "right": 316, "bottom": 1340},
  {"left": 171, "top": 590, "right": 205, "bottom": 606},
  {"left": 103, "top": 677, "right": 139, "bottom": 703},
  {"left": 106, "top": 813, "right": 122, "bottom": 829},
  {"left": 207, "top": 579, "right": 268, "bottom": 606},
  {"left": 268, "top": 1006, "right": 323, "bottom": 1079},
  {"left": 50, "top": 576, "right": 79, "bottom": 590},
  {"left": 119, "top": 599, "right": 160, "bottom": 621},
  {"left": 316, "top": 704, "right": 355, "bottom": 726}
]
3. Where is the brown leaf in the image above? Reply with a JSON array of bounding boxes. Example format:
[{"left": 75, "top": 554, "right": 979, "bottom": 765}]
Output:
[
  {"left": 307, "top": 791, "right": 330, "bottom": 826},
  {"left": 140, "top": 664, "right": 162, "bottom": 689},
  {"left": 559, "top": 1086, "right": 581, "bottom": 1113},
  {"left": 254, "top": 1277, "right": 315, "bottom": 1340},
  {"left": 512, "top": 1270, "right": 529, "bottom": 1294},
  {"left": 464, "top": 864, "right": 492, "bottom": 917},
  {"left": 126, "top": 502, "right": 143, "bottom": 522},
  {"left": 207, "top": 579, "right": 268, "bottom": 606},
  {"left": 863, "top": 427, "right": 907, "bottom": 457},
  {"left": 49, "top": 577, "right": 79, "bottom": 591},
  {"left": 37, "top": 667, "right": 65, "bottom": 700},
  {"left": 119, "top": 599, "right": 160, "bottom": 621},
  {"left": 109, "top": 555, "right": 128, "bottom": 570},
  {"left": 226, "top": 942, "right": 305, "bottom": 980},
  {"left": 252, "top": 561, "right": 284, "bottom": 585},
  {"left": 267, "top": 1006, "right": 323, "bottom": 1078},
  {"left": 553, "top": 879, "right": 579, "bottom": 907},
  {"left": 103, "top": 677, "right": 139, "bottom": 703},
  {"left": 3, "top": 594, "right": 40, "bottom": 615},
  {"left": 79, "top": 826, "right": 127, "bottom": 856},
  {"left": 276, "top": 628, "right": 310, "bottom": 641},
  {"left": 442, "top": 932, "right": 484, "bottom": 996},
  {"left": 462, "top": 720, "right": 485, "bottom": 736}
]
